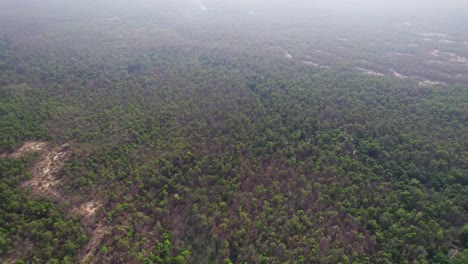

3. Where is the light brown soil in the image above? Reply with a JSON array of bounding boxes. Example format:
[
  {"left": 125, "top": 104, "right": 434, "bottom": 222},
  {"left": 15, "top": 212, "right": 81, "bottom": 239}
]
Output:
[
  {"left": 21, "top": 143, "right": 71, "bottom": 198},
  {"left": 0, "top": 141, "right": 47, "bottom": 158},
  {"left": 75, "top": 201, "right": 103, "bottom": 219}
]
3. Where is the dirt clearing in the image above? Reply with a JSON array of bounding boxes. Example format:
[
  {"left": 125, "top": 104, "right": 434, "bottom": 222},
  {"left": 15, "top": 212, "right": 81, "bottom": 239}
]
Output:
[
  {"left": 20, "top": 143, "right": 71, "bottom": 198},
  {"left": 0, "top": 141, "right": 47, "bottom": 158},
  {"left": 3, "top": 141, "right": 105, "bottom": 262}
]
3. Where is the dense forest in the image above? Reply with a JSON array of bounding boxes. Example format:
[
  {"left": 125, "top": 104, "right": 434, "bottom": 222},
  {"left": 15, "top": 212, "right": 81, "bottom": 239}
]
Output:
[{"left": 0, "top": 1, "right": 467, "bottom": 263}]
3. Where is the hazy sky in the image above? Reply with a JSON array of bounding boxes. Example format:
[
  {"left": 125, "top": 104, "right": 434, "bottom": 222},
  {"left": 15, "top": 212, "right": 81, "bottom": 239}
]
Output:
[
  {"left": 2, "top": 0, "right": 468, "bottom": 15},
  {"left": 2, "top": 0, "right": 467, "bottom": 27},
  {"left": 216, "top": 0, "right": 468, "bottom": 15}
]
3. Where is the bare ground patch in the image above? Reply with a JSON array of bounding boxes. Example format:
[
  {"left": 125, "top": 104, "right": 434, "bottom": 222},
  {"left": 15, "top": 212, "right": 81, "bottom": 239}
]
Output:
[
  {"left": 17, "top": 142, "right": 102, "bottom": 217},
  {"left": 4, "top": 141, "right": 106, "bottom": 262},
  {"left": 74, "top": 201, "right": 103, "bottom": 219},
  {"left": 0, "top": 141, "right": 47, "bottom": 158},
  {"left": 390, "top": 69, "right": 409, "bottom": 79},
  {"left": 21, "top": 143, "right": 70, "bottom": 198},
  {"left": 356, "top": 67, "right": 384, "bottom": 77},
  {"left": 429, "top": 49, "right": 468, "bottom": 65},
  {"left": 419, "top": 80, "right": 447, "bottom": 87},
  {"left": 419, "top": 32, "right": 447, "bottom": 38},
  {"left": 301, "top": 60, "right": 329, "bottom": 68}
]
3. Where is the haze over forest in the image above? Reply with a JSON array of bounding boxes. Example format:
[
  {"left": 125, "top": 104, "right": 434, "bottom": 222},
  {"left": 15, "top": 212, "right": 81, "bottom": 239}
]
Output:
[{"left": 0, "top": 0, "right": 467, "bottom": 263}]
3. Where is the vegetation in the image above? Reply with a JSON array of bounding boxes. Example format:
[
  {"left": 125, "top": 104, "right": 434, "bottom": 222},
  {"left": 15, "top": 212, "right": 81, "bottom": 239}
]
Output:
[
  {"left": 0, "top": 157, "right": 85, "bottom": 263},
  {"left": 0, "top": 1, "right": 466, "bottom": 263}
]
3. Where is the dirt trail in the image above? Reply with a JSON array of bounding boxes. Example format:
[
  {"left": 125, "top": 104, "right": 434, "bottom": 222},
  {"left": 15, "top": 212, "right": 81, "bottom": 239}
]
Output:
[{"left": 81, "top": 223, "right": 107, "bottom": 263}]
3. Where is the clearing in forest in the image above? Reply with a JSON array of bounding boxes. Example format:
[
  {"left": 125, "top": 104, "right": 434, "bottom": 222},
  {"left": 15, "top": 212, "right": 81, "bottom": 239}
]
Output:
[{"left": 1, "top": 141, "right": 105, "bottom": 262}]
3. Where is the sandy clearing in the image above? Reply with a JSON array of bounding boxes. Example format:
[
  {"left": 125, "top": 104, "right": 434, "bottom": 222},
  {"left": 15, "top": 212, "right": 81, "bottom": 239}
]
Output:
[
  {"left": 421, "top": 38, "right": 434, "bottom": 42},
  {"left": 419, "top": 32, "right": 447, "bottom": 38},
  {"left": 429, "top": 49, "right": 441, "bottom": 57},
  {"left": 429, "top": 49, "right": 468, "bottom": 64},
  {"left": 102, "top": 17, "right": 122, "bottom": 21},
  {"left": 6, "top": 141, "right": 107, "bottom": 262},
  {"left": 301, "top": 60, "right": 329, "bottom": 68},
  {"left": 428, "top": 60, "right": 447, "bottom": 65},
  {"left": 357, "top": 67, "right": 384, "bottom": 76},
  {"left": 18, "top": 143, "right": 102, "bottom": 218},
  {"left": 0, "top": 141, "right": 47, "bottom": 158},
  {"left": 75, "top": 201, "right": 103, "bottom": 219},
  {"left": 439, "top": 39, "right": 455, "bottom": 44},
  {"left": 419, "top": 80, "right": 447, "bottom": 87},
  {"left": 2, "top": 141, "right": 103, "bottom": 220},
  {"left": 301, "top": 60, "right": 320, "bottom": 66},
  {"left": 21, "top": 143, "right": 70, "bottom": 198},
  {"left": 390, "top": 69, "right": 409, "bottom": 79}
]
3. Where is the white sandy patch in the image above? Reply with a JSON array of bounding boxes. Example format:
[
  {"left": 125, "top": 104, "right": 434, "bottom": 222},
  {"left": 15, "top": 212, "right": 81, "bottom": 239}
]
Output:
[
  {"left": 6, "top": 141, "right": 107, "bottom": 264},
  {"left": 0, "top": 141, "right": 47, "bottom": 158},
  {"left": 429, "top": 49, "right": 441, "bottom": 57},
  {"left": 428, "top": 60, "right": 446, "bottom": 64},
  {"left": 451, "top": 55, "right": 467, "bottom": 63},
  {"left": 444, "top": 52, "right": 467, "bottom": 63},
  {"left": 21, "top": 143, "right": 71, "bottom": 198},
  {"left": 419, "top": 32, "right": 447, "bottom": 38},
  {"left": 75, "top": 201, "right": 103, "bottom": 218},
  {"left": 391, "top": 69, "right": 409, "bottom": 78},
  {"left": 97, "top": 17, "right": 122, "bottom": 22},
  {"left": 387, "top": 51, "right": 407, "bottom": 57},
  {"left": 301, "top": 60, "right": 329, "bottom": 68},
  {"left": 357, "top": 67, "right": 384, "bottom": 76},
  {"left": 301, "top": 60, "right": 319, "bottom": 66},
  {"left": 429, "top": 50, "right": 468, "bottom": 64},
  {"left": 419, "top": 80, "right": 447, "bottom": 87},
  {"left": 439, "top": 39, "right": 455, "bottom": 44}
]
